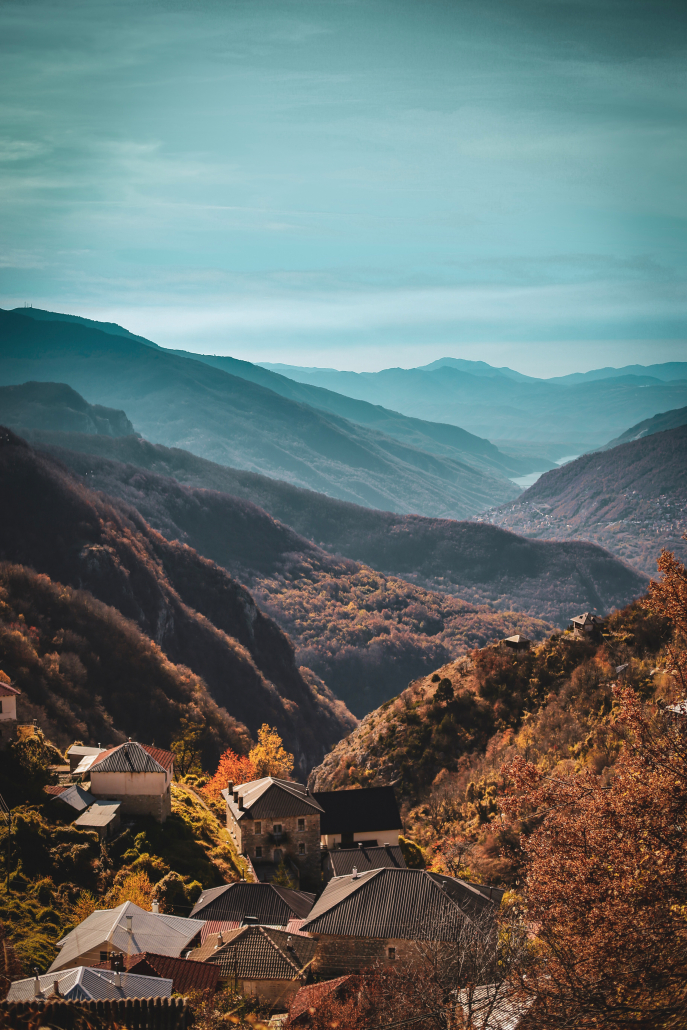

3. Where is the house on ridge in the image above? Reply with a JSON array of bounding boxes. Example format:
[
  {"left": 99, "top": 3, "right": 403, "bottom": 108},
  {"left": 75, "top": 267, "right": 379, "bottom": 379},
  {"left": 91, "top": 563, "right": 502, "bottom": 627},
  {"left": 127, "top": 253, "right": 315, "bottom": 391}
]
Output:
[
  {"left": 87, "top": 740, "right": 174, "bottom": 822},
  {"left": 570, "top": 612, "right": 602, "bottom": 637}
]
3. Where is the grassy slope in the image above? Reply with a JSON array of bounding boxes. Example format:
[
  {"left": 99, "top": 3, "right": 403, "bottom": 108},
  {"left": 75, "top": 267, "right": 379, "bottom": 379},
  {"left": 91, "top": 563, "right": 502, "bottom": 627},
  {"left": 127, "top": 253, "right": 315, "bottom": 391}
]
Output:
[
  {"left": 478, "top": 426, "right": 687, "bottom": 577},
  {"left": 0, "top": 311, "right": 518, "bottom": 517}
]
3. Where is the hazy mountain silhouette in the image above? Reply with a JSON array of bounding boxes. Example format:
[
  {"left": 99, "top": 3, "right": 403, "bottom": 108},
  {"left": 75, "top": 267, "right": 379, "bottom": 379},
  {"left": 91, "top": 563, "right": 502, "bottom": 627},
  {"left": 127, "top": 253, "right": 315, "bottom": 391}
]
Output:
[
  {"left": 604, "top": 405, "right": 687, "bottom": 448},
  {"left": 0, "top": 381, "right": 134, "bottom": 437}
]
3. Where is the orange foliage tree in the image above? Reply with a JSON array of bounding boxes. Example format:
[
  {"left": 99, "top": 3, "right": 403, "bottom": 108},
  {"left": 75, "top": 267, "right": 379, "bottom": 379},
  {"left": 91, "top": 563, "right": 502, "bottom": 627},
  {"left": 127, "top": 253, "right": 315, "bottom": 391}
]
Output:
[
  {"left": 500, "top": 547, "right": 687, "bottom": 1029},
  {"left": 203, "top": 749, "right": 256, "bottom": 805}
]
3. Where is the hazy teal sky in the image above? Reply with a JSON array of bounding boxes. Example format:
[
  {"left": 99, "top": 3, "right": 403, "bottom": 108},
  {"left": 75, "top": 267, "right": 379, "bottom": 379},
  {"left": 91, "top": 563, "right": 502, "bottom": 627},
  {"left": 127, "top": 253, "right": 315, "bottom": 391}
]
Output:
[{"left": 1, "top": 0, "right": 686, "bottom": 373}]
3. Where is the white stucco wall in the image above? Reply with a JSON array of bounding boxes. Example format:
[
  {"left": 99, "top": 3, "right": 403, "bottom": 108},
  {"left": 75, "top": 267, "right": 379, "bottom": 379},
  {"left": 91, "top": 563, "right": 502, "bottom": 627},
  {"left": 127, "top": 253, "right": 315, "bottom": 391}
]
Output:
[
  {"left": 0, "top": 696, "right": 17, "bottom": 722},
  {"left": 321, "top": 829, "right": 400, "bottom": 848},
  {"left": 90, "top": 769, "right": 169, "bottom": 796}
]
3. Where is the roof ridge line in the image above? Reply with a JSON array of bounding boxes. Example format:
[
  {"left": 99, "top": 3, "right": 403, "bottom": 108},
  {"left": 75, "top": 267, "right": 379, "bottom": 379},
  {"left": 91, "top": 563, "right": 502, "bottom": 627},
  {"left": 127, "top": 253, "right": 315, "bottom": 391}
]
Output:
[{"left": 259, "top": 927, "right": 303, "bottom": 974}]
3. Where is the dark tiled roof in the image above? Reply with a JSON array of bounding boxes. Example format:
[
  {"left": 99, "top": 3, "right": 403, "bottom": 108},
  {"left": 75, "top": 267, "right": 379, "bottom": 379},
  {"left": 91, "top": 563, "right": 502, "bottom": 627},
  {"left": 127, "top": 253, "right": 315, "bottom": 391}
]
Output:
[
  {"left": 190, "top": 882, "right": 315, "bottom": 923},
  {"left": 288, "top": 977, "right": 355, "bottom": 1024},
  {"left": 191, "top": 926, "right": 317, "bottom": 981},
  {"left": 301, "top": 868, "right": 496, "bottom": 941},
  {"left": 124, "top": 953, "right": 220, "bottom": 994},
  {"left": 45, "top": 783, "right": 96, "bottom": 813},
  {"left": 325, "top": 845, "right": 406, "bottom": 878},
  {"left": 314, "top": 787, "right": 403, "bottom": 835},
  {"left": 223, "top": 778, "right": 323, "bottom": 823},
  {"left": 90, "top": 741, "right": 173, "bottom": 773}
]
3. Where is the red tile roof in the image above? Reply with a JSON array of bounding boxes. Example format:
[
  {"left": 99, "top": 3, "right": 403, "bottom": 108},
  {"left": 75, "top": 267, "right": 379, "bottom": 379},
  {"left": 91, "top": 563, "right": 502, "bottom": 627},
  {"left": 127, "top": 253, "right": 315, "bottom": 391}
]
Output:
[
  {"left": 0, "top": 682, "right": 19, "bottom": 698},
  {"left": 95, "top": 953, "right": 219, "bottom": 995},
  {"left": 43, "top": 784, "right": 68, "bottom": 796},
  {"left": 200, "top": 921, "right": 241, "bottom": 943},
  {"left": 90, "top": 741, "right": 174, "bottom": 773}
]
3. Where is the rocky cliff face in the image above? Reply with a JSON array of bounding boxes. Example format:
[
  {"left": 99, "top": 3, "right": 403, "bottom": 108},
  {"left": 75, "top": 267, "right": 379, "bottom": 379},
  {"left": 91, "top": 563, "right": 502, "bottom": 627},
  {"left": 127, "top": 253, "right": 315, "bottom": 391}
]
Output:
[{"left": 0, "top": 428, "right": 356, "bottom": 772}]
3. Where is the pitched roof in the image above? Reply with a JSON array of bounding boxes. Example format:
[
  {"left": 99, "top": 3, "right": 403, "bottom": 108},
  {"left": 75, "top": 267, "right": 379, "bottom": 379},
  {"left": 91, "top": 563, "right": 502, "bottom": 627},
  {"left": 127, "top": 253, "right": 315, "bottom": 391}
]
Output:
[
  {"left": 0, "top": 682, "right": 19, "bottom": 698},
  {"left": 313, "top": 787, "right": 403, "bottom": 835},
  {"left": 44, "top": 783, "right": 93, "bottom": 813},
  {"left": 90, "top": 741, "right": 174, "bottom": 774},
  {"left": 190, "top": 926, "right": 317, "bottom": 981},
  {"left": 67, "top": 745, "right": 107, "bottom": 758},
  {"left": 74, "top": 800, "right": 121, "bottom": 828},
  {"left": 325, "top": 845, "right": 406, "bottom": 878},
  {"left": 222, "top": 778, "right": 323, "bottom": 822},
  {"left": 200, "top": 921, "right": 241, "bottom": 943},
  {"left": 49, "top": 901, "right": 204, "bottom": 972},
  {"left": 301, "top": 868, "right": 497, "bottom": 941},
  {"left": 288, "top": 977, "right": 355, "bottom": 1024},
  {"left": 123, "top": 953, "right": 221, "bottom": 995},
  {"left": 190, "top": 882, "right": 315, "bottom": 924},
  {"left": 571, "top": 612, "right": 600, "bottom": 626},
  {"left": 7, "top": 967, "right": 172, "bottom": 1002}
]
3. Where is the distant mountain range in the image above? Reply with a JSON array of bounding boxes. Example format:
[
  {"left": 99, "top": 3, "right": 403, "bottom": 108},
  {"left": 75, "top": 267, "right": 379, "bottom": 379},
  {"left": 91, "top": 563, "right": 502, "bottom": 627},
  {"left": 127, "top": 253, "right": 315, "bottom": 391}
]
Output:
[
  {"left": 0, "top": 310, "right": 530, "bottom": 519},
  {"left": 260, "top": 357, "right": 687, "bottom": 453},
  {"left": 478, "top": 421, "right": 687, "bottom": 577},
  {"left": 0, "top": 381, "right": 134, "bottom": 438},
  {"left": 604, "top": 405, "right": 687, "bottom": 448},
  {"left": 0, "top": 428, "right": 355, "bottom": 770}
]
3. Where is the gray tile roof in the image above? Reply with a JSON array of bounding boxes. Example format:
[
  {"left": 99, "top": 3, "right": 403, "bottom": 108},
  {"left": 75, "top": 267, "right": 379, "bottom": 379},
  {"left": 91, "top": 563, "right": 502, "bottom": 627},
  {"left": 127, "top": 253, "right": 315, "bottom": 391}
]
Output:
[
  {"left": 49, "top": 901, "right": 204, "bottom": 972},
  {"left": 325, "top": 845, "right": 406, "bottom": 878},
  {"left": 67, "top": 745, "right": 106, "bottom": 759},
  {"left": 74, "top": 800, "right": 121, "bottom": 828},
  {"left": 301, "top": 868, "right": 497, "bottom": 941},
  {"left": 314, "top": 787, "right": 403, "bottom": 835},
  {"left": 47, "top": 784, "right": 94, "bottom": 813},
  {"left": 191, "top": 926, "right": 317, "bottom": 981},
  {"left": 190, "top": 882, "right": 315, "bottom": 924},
  {"left": 90, "top": 742, "right": 173, "bottom": 773},
  {"left": 223, "top": 778, "right": 324, "bottom": 823},
  {"left": 7, "top": 967, "right": 172, "bottom": 1002}
]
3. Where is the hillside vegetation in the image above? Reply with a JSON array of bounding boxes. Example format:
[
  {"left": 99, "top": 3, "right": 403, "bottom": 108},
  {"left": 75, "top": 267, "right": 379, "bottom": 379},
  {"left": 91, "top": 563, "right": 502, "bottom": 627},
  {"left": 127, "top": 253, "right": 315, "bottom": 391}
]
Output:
[
  {"left": 310, "top": 557, "right": 680, "bottom": 886},
  {"left": 479, "top": 426, "right": 687, "bottom": 576},
  {"left": 25, "top": 426, "right": 648, "bottom": 628},
  {"left": 0, "top": 381, "right": 134, "bottom": 437},
  {"left": 0, "top": 310, "right": 519, "bottom": 517},
  {"left": 0, "top": 429, "right": 355, "bottom": 770}
]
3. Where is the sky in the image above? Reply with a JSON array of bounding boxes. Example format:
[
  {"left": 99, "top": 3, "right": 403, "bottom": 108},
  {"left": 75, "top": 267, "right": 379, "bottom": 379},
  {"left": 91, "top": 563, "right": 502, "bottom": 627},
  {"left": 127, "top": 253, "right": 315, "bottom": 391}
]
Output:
[{"left": 0, "top": 0, "right": 686, "bottom": 375}]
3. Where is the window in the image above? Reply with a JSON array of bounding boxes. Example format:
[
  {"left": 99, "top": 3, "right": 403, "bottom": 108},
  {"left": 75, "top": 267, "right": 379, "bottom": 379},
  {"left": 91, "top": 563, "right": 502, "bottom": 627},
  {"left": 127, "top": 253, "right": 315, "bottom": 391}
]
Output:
[
  {"left": 100, "top": 952, "right": 108, "bottom": 963},
  {"left": 255, "top": 846, "right": 263, "bottom": 858},
  {"left": 273, "top": 823, "right": 282, "bottom": 835},
  {"left": 388, "top": 947, "right": 396, "bottom": 961},
  {"left": 298, "top": 842, "right": 305, "bottom": 855},
  {"left": 274, "top": 849, "right": 283, "bottom": 862},
  {"left": 297, "top": 818, "right": 305, "bottom": 832},
  {"left": 254, "top": 822, "right": 262, "bottom": 836}
]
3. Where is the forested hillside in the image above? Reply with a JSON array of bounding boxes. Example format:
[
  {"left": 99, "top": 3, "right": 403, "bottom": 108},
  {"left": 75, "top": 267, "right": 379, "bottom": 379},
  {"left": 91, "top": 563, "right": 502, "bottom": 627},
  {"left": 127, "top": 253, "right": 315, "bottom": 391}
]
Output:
[
  {"left": 480, "top": 426, "right": 687, "bottom": 576},
  {"left": 0, "top": 428, "right": 355, "bottom": 770},
  {"left": 310, "top": 551, "right": 683, "bottom": 886}
]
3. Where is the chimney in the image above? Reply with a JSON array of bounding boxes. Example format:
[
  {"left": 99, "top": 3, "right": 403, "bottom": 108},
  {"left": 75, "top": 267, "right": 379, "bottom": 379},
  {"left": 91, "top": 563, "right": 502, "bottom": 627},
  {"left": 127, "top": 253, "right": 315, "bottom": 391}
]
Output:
[
  {"left": 126, "top": 915, "right": 133, "bottom": 934},
  {"left": 352, "top": 867, "right": 358, "bottom": 879},
  {"left": 384, "top": 842, "right": 390, "bottom": 848},
  {"left": 305, "top": 787, "right": 310, "bottom": 795},
  {"left": 113, "top": 970, "right": 121, "bottom": 988},
  {"left": 33, "top": 970, "right": 42, "bottom": 998},
  {"left": 227, "top": 781, "right": 234, "bottom": 794},
  {"left": 53, "top": 980, "right": 60, "bottom": 997},
  {"left": 238, "top": 795, "right": 245, "bottom": 811},
  {"left": 358, "top": 842, "right": 363, "bottom": 849},
  {"left": 286, "top": 936, "right": 293, "bottom": 950},
  {"left": 151, "top": 900, "right": 159, "bottom": 914},
  {"left": 217, "top": 932, "right": 224, "bottom": 947}
]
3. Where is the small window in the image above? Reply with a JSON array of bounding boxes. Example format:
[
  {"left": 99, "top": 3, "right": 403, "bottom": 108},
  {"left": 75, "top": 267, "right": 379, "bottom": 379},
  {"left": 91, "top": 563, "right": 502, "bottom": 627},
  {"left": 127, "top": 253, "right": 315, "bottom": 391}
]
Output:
[
  {"left": 273, "top": 823, "right": 282, "bottom": 834},
  {"left": 297, "top": 818, "right": 305, "bottom": 832},
  {"left": 100, "top": 951, "right": 108, "bottom": 963},
  {"left": 388, "top": 947, "right": 396, "bottom": 961},
  {"left": 298, "top": 842, "right": 305, "bottom": 855},
  {"left": 254, "top": 821, "right": 262, "bottom": 836},
  {"left": 255, "top": 846, "right": 263, "bottom": 858}
]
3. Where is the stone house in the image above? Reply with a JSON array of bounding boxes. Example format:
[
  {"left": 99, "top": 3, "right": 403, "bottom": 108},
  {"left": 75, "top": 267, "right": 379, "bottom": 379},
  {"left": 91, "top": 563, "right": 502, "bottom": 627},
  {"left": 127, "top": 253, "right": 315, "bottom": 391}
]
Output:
[
  {"left": 188, "top": 924, "right": 317, "bottom": 1009},
  {"left": 570, "top": 612, "right": 602, "bottom": 637},
  {"left": 313, "top": 786, "right": 403, "bottom": 849},
  {"left": 222, "top": 777, "right": 324, "bottom": 883},
  {"left": 500, "top": 634, "right": 531, "bottom": 652},
  {"left": 88, "top": 741, "right": 174, "bottom": 822},
  {"left": 49, "top": 900, "right": 204, "bottom": 972},
  {"left": 300, "top": 867, "right": 501, "bottom": 979}
]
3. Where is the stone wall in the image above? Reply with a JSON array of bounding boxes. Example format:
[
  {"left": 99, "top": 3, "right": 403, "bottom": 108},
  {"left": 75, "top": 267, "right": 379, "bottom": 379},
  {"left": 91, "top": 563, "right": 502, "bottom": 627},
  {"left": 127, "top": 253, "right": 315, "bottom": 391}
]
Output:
[
  {"left": 311, "top": 934, "right": 421, "bottom": 979},
  {"left": 90, "top": 788, "right": 171, "bottom": 823},
  {"left": 228, "top": 808, "right": 321, "bottom": 883}
]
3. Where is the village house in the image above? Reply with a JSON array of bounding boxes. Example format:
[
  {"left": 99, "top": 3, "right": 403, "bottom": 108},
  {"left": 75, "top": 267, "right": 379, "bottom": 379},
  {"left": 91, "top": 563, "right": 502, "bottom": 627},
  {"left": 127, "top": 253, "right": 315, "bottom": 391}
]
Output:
[
  {"left": 7, "top": 967, "right": 173, "bottom": 1002},
  {"left": 299, "top": 867, "right": 500, "bottom": 979},
  {"left": 96, "top": 952, "right": 221, "bottom": 995},
  {"left": 189, "top": 881, "right": 315, "bottom": 938},
  {"left": 48, "top": 900, "right": 204, "bottom": 972},
  {"left": 322, "top": 843, "right": 406, "bottom": 882},
  {"left": 66, "top": 743, "right": 106, "bottom": 775},
  {"left": 500, "top": 634, "right": 531, "bottom": 652},
  {"left": 0, "top": 680, "right": 20, "bottom": 747},
  {"left": 570, "top": 612, "right": 602, "bottom": 637},
  {"left": 87, "top": 741, "right": 174, "bottom": 822},
  {"left": 188, "top": 924, "right": 317, "bottom": 1009},
  {"left": 313, "top": 786, "right": 403, "bottom": 849},
  {"left": 222, "top": 777, "right": 324, "bottom": 883}
]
